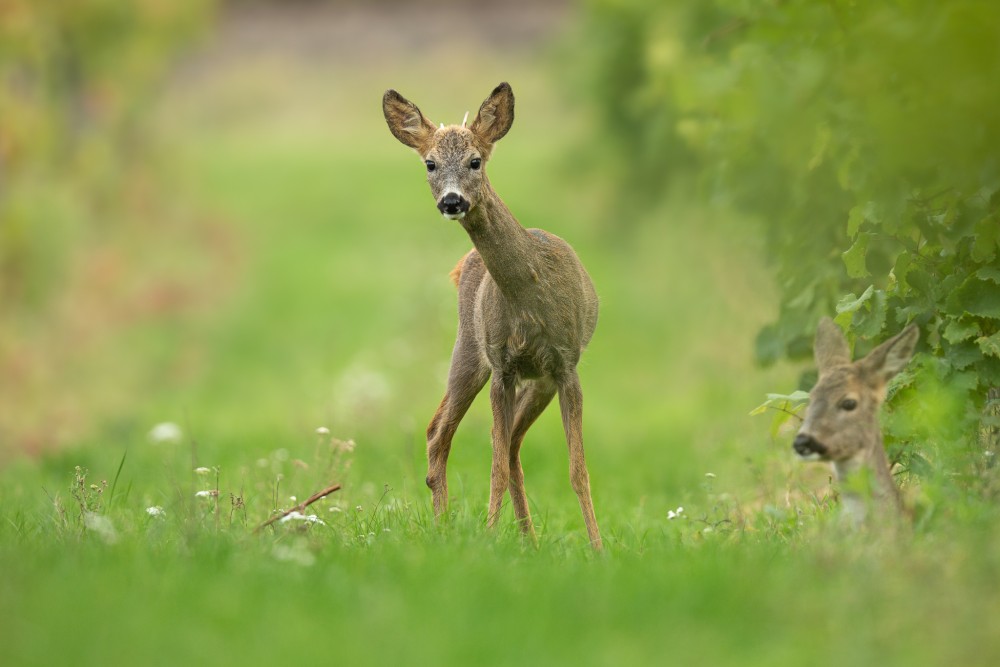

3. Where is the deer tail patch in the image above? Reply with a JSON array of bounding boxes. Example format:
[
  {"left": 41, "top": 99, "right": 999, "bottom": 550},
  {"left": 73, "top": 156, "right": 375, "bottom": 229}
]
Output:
[{"left": 449, "top": 250, "right": 473, "bottom": 288}]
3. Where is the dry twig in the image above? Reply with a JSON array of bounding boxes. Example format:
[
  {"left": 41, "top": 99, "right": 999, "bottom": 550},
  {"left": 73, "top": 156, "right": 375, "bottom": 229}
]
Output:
[{"left": 255, "top": 482, "right": 342, "bottom": 533}]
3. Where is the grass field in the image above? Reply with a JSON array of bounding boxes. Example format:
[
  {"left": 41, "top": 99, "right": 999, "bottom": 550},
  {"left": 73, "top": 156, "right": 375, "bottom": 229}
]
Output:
[{"left": 2, "top": 5, "right": 1000, "bottom": 665}]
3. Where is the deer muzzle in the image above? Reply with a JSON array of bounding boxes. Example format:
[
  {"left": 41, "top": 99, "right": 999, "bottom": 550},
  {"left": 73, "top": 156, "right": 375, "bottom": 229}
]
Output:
[
  {"left": 438, "top": 192, "right": 470, "bottom": 220},
  {"left": 793, "top": 433, "right": 827, "bottom": 460}
]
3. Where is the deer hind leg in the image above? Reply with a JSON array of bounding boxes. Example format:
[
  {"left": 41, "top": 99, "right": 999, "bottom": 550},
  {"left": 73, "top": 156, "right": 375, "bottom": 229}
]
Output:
[
  {"left": 486, "top": 373, "right": 517, "bottom": 529},
  {"left": 426, "top": 340, "right": 489, "bottom": 518},
  {"left": 507, "top": 378, "right": 556, "bottom": 540},
  {"left": 557, "top": 370, "right": 602, "bottom": 550}
]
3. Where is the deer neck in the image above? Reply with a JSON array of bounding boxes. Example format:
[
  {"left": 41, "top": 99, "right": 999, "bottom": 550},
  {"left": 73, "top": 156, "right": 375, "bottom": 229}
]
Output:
[
  {"left": 833, "top": 432, "right": 904, "bottom": 515},
  {"left": 460, "top": 180, "right": 539, "bottom": 297}
]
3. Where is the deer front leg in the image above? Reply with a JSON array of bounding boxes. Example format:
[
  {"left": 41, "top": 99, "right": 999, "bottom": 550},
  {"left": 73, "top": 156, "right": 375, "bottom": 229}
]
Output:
[
  {"left": 507, "top": 378, "right": 556, "bottom": 540},
  {"left": 426, "top": 341, "right": 489, "bottom": 518},
  {"left": 558, "top": 371, "right": 603, "bottom": 550},
  {"left": 486, "top": 373, "right": 516, "bottom": 528}
]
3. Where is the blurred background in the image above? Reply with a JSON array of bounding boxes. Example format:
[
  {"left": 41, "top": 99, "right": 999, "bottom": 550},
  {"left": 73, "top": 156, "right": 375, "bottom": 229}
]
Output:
[{"left": 2, "top": 0, "right": 997, "bottom": 523}]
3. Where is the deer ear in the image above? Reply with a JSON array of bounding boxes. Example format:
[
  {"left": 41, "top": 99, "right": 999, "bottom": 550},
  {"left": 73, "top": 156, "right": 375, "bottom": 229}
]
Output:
[
  {"left": 383, "top": 89, "right": 436, "bottom": 153},
  {"left": 860, "top": 323, "right": 919, "bottom": 385},
  {"left": 814, "top": 317, "right": 851, "bottom": 374},
  {"left": 470, "top": 82, "right": 514, "bottom": 146}
]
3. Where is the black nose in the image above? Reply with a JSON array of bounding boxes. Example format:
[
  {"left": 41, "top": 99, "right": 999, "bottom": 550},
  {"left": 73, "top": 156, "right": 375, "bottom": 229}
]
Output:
[
  {"left": 793, "top": 433, "right": 826, "bottom": 457},
  {"left": 437, "top": 193, "right": 469, "bottom": 216}
]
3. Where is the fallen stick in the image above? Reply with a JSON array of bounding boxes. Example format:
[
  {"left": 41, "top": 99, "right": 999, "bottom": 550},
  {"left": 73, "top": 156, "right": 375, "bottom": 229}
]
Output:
[{"left": 255, "top": 482, "right": 342, "bottom": 533}]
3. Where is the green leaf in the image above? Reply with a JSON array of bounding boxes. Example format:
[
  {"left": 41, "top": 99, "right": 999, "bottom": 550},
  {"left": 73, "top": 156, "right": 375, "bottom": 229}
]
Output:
[
  {"left": 749, "top": 390, "right": 810, "bottom": 417},
  {"left": 945, "top": 369, "right": 981, "bottom": 395},
  {"left": 842, "top": 232, "right": 871, "bottom": 278},
  {"left": 892, "top": 252, "right": 913, "bottom": 291},
  {"left": 942, "top": 318, "right": 981, "bottom": 344},
  {"left": 947, "top": 275, "right": 1000, "bottom": 319},
  {"left": 946, "top": 341, "right": 983, "bottom": 370},
  {"left": 978, "top": 332, "right": 1000, "bottom": 359},
  {"left": 836, "top": 285, "right": 875, "bottom": 315},
  {"left": 971, "top": 215, "right": 1000, "bottom": 263},
  {"left": 754, "top": 323, "right": 785, "bottom": 366},
  {"left": 852, "top": 289, "right": 888, "bottom": 339},
  {"left": 978, "top": 266, "right": 1000, "bottom": 284},
  {"left": 847, "top": 205, "right": 865, "bottom": 237}
]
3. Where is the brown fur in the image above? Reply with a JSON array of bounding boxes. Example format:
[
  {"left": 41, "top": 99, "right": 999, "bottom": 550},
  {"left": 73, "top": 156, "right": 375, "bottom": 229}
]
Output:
[
  {"left": 794, "top": 318, "right": 919, "bottom": 523},
  {"left": 449, "top": 250, "right": 474, "bottom": 288},
  {"left": 383, "top": 83, "right": 603, "bottom": 549}
]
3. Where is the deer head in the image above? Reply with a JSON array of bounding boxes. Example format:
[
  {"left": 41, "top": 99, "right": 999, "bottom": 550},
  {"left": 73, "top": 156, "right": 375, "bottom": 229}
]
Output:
[
  {"left": 382, "top": 82, "right": 515, "bottom": 221},
  {"left": 794, "top": 318, "right": 919, "bottom": 466}
]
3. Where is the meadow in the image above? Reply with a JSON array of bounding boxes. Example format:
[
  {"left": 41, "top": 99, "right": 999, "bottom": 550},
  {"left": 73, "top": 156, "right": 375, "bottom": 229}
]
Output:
[{"left": 2, "top": 4, "right": 999, "bottom": 665}]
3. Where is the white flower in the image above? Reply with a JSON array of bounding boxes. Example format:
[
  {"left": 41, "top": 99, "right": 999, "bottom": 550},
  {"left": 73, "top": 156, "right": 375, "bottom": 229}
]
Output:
[
  {"left": 289, "top": 496, "right": 297, "bottom": 503},
  {"left": 704, "top": 472, "right": 717, "bottom": 478},
  {"left": 667, "top": 506, "right": 685, "bottom": 520},
  {"left": 279, "top": 511, "right": 326, "bottom": 526},
  {"left": 146, "top": 506, "right": 165, "bottom": 517},
  {"left": 193, "top": 467, "right": 212, "bottom": 475},
  {"left": 148, "top": 422, "right": 182, "bottom": 445},
  {"left": 272, "top": 540, "right": 315, "bottom": 567},
  {"left": 316, "top": 426, "right": 330, "bottom": 436},
  {"left": 84, "top": 512, "right": 118, "bottom": 544},
  {"left": 195, "top": 490, "right": 219, "bottom": 499}
]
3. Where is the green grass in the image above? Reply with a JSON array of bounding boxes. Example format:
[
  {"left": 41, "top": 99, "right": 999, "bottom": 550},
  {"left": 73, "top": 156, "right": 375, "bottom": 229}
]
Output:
[{"left": 2, "top": 23, "right": 1000, "bottom": 667}]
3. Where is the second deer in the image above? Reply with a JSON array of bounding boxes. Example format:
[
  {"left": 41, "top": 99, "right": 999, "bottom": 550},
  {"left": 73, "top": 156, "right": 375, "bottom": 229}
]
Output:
[
  {"left": 793, "top": 317, "right": 919, "bottom": 523},
  {"left": 382, "top": 83, "right": 603, "bottom": 549}
]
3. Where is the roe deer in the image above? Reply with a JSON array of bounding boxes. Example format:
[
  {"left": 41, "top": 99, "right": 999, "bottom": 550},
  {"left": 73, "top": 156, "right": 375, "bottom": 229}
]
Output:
[
  {"left": 793, "top": 317, "right": 919, "bottom": 523},
  {"left": 382, "top": 82, "right": 602, "bottom": 549}
]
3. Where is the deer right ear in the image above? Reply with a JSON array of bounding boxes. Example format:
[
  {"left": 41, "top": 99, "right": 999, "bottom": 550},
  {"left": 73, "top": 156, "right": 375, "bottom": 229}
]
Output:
[
  {"left": 470, "top": 82, "right": 515, "bottom": 146},
  {"left": 860, "top": 323, "right": 919, "bottom": 385},
  {"left": 814, "top": 317, "right": 851, "bottom": 374},
  {"left": 383, "top": 89, "right": 436, "bottom": 153}
]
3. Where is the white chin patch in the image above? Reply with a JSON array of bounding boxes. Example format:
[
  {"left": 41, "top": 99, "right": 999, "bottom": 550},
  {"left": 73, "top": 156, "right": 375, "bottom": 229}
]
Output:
[
  {"left": 442, "top": 212, "right": 466, "bottom": 221},
  {"left": 796, "top": 452, "right": 823, "bottom": 462}
]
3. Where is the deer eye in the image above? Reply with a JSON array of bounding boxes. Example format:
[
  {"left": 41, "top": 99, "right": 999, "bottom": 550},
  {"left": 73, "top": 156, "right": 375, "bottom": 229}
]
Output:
[
  {"left": 839, "top": 398, "right": 858, "bottom": 411},
  {"left": 470, "top": 158, "right": 482, "bottom": 170},
  {"left": 425, "top": 160, "right": 436, "bottom": 172}
]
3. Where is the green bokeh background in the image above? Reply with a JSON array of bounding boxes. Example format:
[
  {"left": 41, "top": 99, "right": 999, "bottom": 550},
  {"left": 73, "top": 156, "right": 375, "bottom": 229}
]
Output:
[{"left": 2, "top": 2, "right": 999, "bottom": 665}]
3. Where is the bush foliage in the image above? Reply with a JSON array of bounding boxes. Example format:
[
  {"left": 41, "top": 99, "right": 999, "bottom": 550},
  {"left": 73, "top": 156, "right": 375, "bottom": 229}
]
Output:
[
  {"left": 0, "top": 0, "right": 212, "bottom": 309},
  {"left": 578, "top": 0, "right": 1000, "bottom": 480}
]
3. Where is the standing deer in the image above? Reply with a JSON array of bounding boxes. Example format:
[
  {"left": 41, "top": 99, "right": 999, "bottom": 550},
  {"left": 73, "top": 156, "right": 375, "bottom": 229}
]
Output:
[
  {"left": 382, "top": 83, "right": 603, "bottom": 549},
  {"left": 793, "top": 317, "right": 919, "bottom": 522}
]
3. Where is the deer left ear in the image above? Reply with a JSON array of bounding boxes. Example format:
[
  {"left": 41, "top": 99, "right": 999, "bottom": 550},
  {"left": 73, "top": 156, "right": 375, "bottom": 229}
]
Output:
[
  {"left": 860, "top": 323, "right": 919, "bottom": 384},
  {"left": 470, "top": 82, "right": 515, "bottom": 146},
  {"left": 814, "top": 317, "right": 851, "bottom": 375},
  {"left": 383, "top": 89, "right": 437, "bottom": 154}
]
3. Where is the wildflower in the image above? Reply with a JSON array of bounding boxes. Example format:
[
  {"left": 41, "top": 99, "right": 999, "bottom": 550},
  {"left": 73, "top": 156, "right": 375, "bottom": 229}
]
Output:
[
  {"left": 193, "top": 467, "right": 212, "bottom": 475},
  {"left": 289, "top": 496, "right": 297, "bottom": 503},
  {"left": 667, "top": 506, "right": 685, "bottom": 520},
  {"left": 704, "top": 472, "right": 717, "bottom": 479},
  {"left": 272, "top": 540, "right": 315, "bottom": 567},
  {"left": 279, "top": 511, "right": 326, "bottom": 526},
  {"left": 148, "top": 422, "right": 183, "bottom": 445},
  {"left": 195, "top": 490, "right": 219, "bottom": 499},
  {"left": 146, "top": 506, "right": 165, "bottom": 517},
  {"left": 83, "top": 512, "right": 118, "bottom": 544},
  {"left": 316, "top": 426, "right": 330, "bottom": 436}
]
